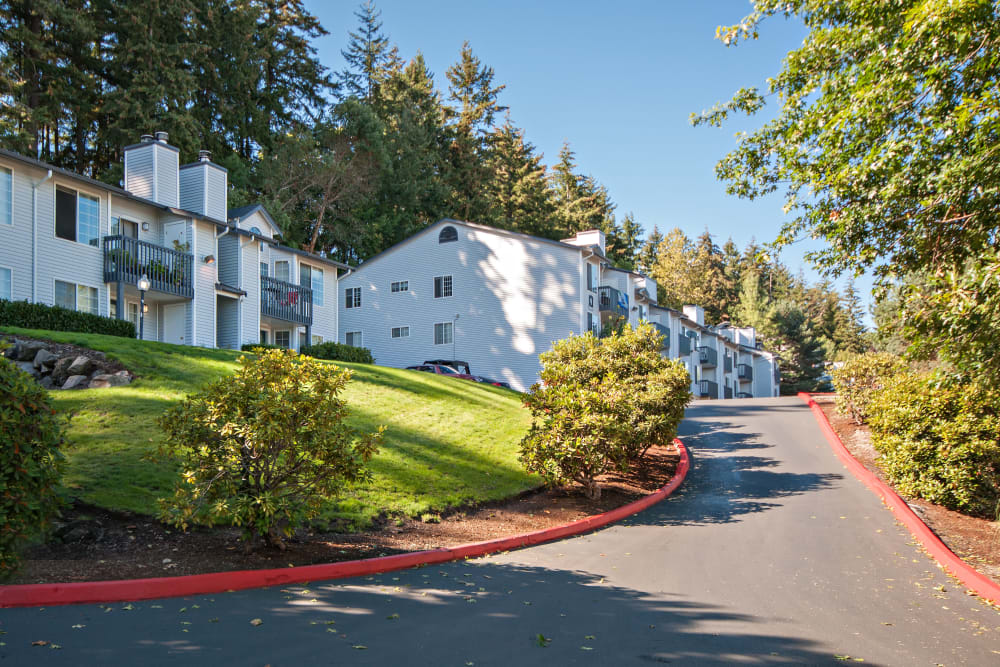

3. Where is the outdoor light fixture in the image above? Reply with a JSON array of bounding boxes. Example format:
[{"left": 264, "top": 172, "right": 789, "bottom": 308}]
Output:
[
  {"left": 203, "top": 254, "right": 216, "bottom": 264},
  {"left": 141, "top": 221, "right": 150, "bottom": 231},
  {"left": 137, "top": 274, "right": 150, "bottom": 340}
]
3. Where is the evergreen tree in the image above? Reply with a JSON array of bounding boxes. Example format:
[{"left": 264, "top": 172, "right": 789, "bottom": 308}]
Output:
[
  {"left": 732, "top": 271, "right": 776, "bottom": 339},
  {"left": 337, "top": 0, "right": 397, "bottom": 105},
  {"left": 689, "top": 230, "right": 728, "bottom": 323},
  {"left": 604, "top": 212, "right": 641, "bottom": 270},
  {"left": 483, "top": 115, "right": 554, "bottom": 237},
  {"left": 636, "top": 226, "right": 663, "bottom": 275},
  {"left": 647, "top": 228, "right": 696, "bottom": 310},
  {"left": 770, "top": 301, "right": 826, "bottom": 394}
]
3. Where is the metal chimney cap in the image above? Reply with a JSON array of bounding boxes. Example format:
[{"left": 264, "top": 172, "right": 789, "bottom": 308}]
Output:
[
  {"left": 140, "top": 134, "right": 154, "bottom": 143},
  {"left": 154, "top": 131, "right": 169, "bottom": 143},
  {"left": 198, "top": 150, "right": 212, "bottom": 162}
]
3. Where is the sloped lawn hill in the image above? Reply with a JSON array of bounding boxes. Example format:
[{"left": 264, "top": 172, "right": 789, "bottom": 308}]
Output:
[{"left": 1, "top": 326, "right": 537, "bottom": 529}]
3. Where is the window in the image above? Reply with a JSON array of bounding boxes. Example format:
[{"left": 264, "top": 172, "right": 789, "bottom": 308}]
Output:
[
  {"left": 260, "top": 330, "right": 268, "bottom": 345},
  {"left": 300, "top": 264, "right": 323, "bottom": 306},
  {"left": 434, "top": 275, "right": 452, "bottom": 298},
  {"left": 111, "top": 217, "right": 138, "bottom": 238},
  {"left": 345, "top": 286, "right": 361, "bottom": 308},
  {"left": 0, "top": 267, "right": 10, "bottom": 301},
  {"left": 586, "top": 263, "right": 598, "bottom": 292},
  {"left": 391, "top": 280, "right": 408, "bottom": 293},
  {"left": 127, "top": 302, "right": 139, "bottom": 333},
  {"left": 312, "top": 334, "right": 323, "bottom": 345},
  {"left": 249, "top": 226, "right": 262, "bottom": 236},
  {"left": 299, "top": 331, "right": 307, "bottom": 349},
  {"left": 54, "top": 280, "right": 99, "bottom": 315},
  {"left": 260, "top": 262, "right": 269, "bottom": 277},
  {"left": 274, "top": 260, "right": 289, "bottom": 282},
  {"left": 0, "top": 167, "right": 11, "bottom": 226},
  {"left": 587, "top": 311, "right": 596, "bottom": 334},
  {"left": 391, "top": 326, "right": 409, "bottom": 338},
  {"left": 55, "top": 187, "right": 100, "bottom": 246},
  {"left": 438, "top": 226, "right": 458, "bottom": 243},
  {"left": 345, "top": 331, "right": 362, "bottom": 347},
  {"left": 110, "top": 298, "right": 117, "bottom": 319},
  {"left": 275, "top": 331, "right": 290, "bottom": 349},
  {"left": 434, "top": 322, "right": 453, "bottom": 345}
]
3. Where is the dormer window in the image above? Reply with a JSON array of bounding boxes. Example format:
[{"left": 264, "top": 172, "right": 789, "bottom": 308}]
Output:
[
  {"left": 439, "top": 226, "right": 458, "bottom": 243},
  {"left": 249, "top": 226, "right": 262, "bottom": 236}
]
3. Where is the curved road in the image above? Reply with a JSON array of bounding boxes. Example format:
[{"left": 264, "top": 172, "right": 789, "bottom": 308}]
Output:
[{"left": 3, "top": 397, "right": 999, "bottom": 665}]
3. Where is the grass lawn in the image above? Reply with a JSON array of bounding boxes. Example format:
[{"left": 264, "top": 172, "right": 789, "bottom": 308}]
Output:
[{"left": 1, "top": 326, "right": 537, "bottom": 529}]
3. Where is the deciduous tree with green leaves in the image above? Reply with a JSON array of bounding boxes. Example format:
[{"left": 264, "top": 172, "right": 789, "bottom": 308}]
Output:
[{"left": 694, "top": 0, "right": 1000, "bottom": 387}]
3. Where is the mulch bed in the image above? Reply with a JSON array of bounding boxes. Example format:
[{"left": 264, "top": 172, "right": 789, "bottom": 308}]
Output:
[
  {"left": 11, "top": 444, "right": 679, "bottom": 585},
  {"left": 813, "top": 395, "right": 1000, "bottom": 586}
]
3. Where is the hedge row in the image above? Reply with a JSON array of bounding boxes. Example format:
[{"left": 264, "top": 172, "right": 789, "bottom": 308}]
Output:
[
  {"left": 0, "top": 299, "right": 135, "bottom": 338},
  {"left": 300, "top": 341, "right": 374, "bottom": 364}
]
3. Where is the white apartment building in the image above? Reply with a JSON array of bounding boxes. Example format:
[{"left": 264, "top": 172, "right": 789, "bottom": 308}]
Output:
[
  {"left": 0, "top": 134, "right": 345, "bottom": 351},
  {"left": 338, "top": 218, "right": 780, "bottom": 395}
]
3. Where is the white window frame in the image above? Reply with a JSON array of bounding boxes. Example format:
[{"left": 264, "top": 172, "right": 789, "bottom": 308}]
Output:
[
  {"left": 311, "top": 334, "right": 323, "bottom": 345},
  {"left": 390, "top": 280, "right": 409, "bottom": 293},
  {"left": 0, "top": 265, "right": 11, "bottom": 301},
  {"left": 273, "top": 260, "right": 290, "bottom": 283},
  {"left": 126, "top": 300, "right": 140, "bottom": 333},
  {"left": 434, "top": 321, "right": 453, "bottom": 345},
  {"left": 54, "top": 184, "right": 101, "bottom": 247},
  {"left": 433, "top": 275, "right": 452, "bottom": 299},
  {"left": 275, "top": 330, "right": 291, "bottom": 349},
  {"left": 54, "top": 279, "right": 100, "bottom": 315},
  {"left": 0, "top": 167, "right": 11, "bottom": 226},
  {"left": 391, "top": 326, "right": 410, "bottom": 339},
  {"left": 345, "top": 331, "right": 363, "bottom": 347},
  {"left": 300, "top": 263, "right": 324, "bottom": 306},
  {"left": 345, "top": 286, "right": 361, "bottom": 308}
]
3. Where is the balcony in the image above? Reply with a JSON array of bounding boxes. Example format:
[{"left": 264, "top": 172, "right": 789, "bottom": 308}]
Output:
[
  {"left": 724, "top": 355, "right": 733, "bottom": 373},
  {"left": 737, "top": 363, "right": 753, "bottom": 381},
  {"left": 698, "top": 346, "right": 717, "bottom": 367},
  {"left": 261, "top": 276, "right": 313, "bottom": 325},
  {"left": 724, "top": 386, "right": 733, "bottom": 399},
  {"left": 598, "top": 286, "right": 628, "bottom": 318},
  {"left": 697, "top": 380, "right": 718, "bottom": 398},
  {"left": 678, "top": 333, "right": 692, "bottom": 356},
  {"left": 649, "top": 322, "right": 669, "bottom": 349},
  {"left": 103, "top": 235, "right": 194, "bottom": 298}
]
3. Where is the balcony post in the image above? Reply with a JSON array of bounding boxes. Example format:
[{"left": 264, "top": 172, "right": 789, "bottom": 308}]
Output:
[{"left": 116, "top": 280, "right": 124, "bottom": 320}]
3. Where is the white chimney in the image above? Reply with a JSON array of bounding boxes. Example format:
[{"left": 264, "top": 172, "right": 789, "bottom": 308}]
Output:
[
  {"left": 179, "top": 150, "right": 228, "bottom": 221},
  {"left": 123, "top": 131, "right": 180, "bottom": 208},
  {"left": 683, "top": 305, "right": 705, "bottom": 326},
  {"left": 561, "top": 229, "right": 606, "bottom": 256}
]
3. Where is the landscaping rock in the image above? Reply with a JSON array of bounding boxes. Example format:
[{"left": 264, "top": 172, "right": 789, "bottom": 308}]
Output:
[
  {"left": 88, "top": 373, "right": 131, "bottom": 389},
  {"left": 55, "top": 520, "right": 104, "bottom": 544},
  {"left": 61, "top": 374, "right": 90, "bottom": 390},
  {"left": 114, "top": 370, "right": 132, "bottom": 381},
  {"left": 39, "top": 375, "right": 55, "bottom": 389},
  {"left": 16, "top": 340, "right": 46, "bottom": 362},
  {"left": 33, "top": 348, "right": 59, "bottom": 370},
  {"left": 51, "top": 356, "right": 75, "bottom": 383},
  {"left": 66, "top": 355, "right": 95, "bottom": 377},
  {"left": 3, "top": 341, "right": 19, "bottom": 359},
  {"left": 15, "top": 361, "right": 40, "bottom": 378}
]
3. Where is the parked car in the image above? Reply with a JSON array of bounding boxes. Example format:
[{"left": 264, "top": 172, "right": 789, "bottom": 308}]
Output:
[
  {"left": 471, "top": 375, "right": 512, "bottom": 389},
  {"left": 406, "top": 363, "right": 477, "bottom": 381},
  {"left": 424, "top": 359, "right": 472, "bottom": 375}
]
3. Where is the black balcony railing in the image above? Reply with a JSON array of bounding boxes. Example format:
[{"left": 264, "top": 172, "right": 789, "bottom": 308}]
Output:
[
  {"left": 698, "top": 346, "right": 718, "bottom": 367},
  {"left": 698, "top": 380, "right": 718, "bottom": 398},
  {"left": 724, "top": 355, "right": 733, "bottom": 373},
  {"left": 261, "top": 276, "right": 313, "bottom": 325},
  {"left": 678, "top": 333, "right": 692, "bottom": 355},
  {"left": 597, "top": 286, "right": 628, "bottom": 318},
  {"left": 737, "top": 363, "right": 753, "bottom": 381},
  {"left": 103, "top": 235, "right": 194, "bottom": 298},
  {"left": 724, "top": 386, "right": 733, "bottom": 399},
  {"left": 650, "top": 322, "right": 669, "bottom": 349}
]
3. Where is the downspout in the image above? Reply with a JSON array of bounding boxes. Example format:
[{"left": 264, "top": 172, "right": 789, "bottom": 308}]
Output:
[{"left": 31, "top": 169, "right": 53, "bottom": 303}]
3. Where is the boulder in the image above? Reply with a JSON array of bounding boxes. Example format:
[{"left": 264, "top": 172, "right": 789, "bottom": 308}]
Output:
[
  {"left": 54, "top": 520, "right": 104, "bottom": 543},
  {"left": 39, "top": 375, "right": 55, "bottom": 389},
  {"left": 66, "top": 355, "right": 94, "bottom": 378},
  {"left": 33, "top": 348, "right": 59, "bottom": 370},
  {"left": 15, "top": 361, "right": 40, "bottom": 378},
  {"left": 61, "top": 374, "right": 90, "bottom": 390},
  {"left": 114, "top": 370, "right": 132, "bottom": 382},
  {"left": 88, "top": 373, "right": 131, "bottom": 389},
  {"left": 16, "top": 340, "right": 46, "bottom": 362},
  {"left": 2, "top": 341, "right": 18, "bottom": 359},
  {"left": 51, "top": 356, "right": 75, "bottom": 383}
]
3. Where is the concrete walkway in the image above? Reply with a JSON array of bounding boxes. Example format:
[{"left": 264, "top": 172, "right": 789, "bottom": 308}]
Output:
[{"left": 2, "top": 397, "right": 999, "bottom": 665}]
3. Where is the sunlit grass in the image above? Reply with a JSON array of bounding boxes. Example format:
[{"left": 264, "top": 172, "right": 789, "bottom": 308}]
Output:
[{"left": 2, "top": 326, "right": 537, "bottom": 529}]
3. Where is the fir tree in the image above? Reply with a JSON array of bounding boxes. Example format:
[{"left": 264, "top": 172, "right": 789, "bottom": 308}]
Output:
[
  {"left": 483, "top": 115, "right": 554, "bottom": 237},
  {"left": 338, "top": 0, "right": 398, "bottom": 105}
]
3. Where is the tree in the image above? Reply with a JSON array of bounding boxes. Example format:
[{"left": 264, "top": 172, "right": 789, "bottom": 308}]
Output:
[
  {"left": 519, "top": 324, "right": 691, "bottom": 500},
  {"left": 636, "top": 226, "right": 663, "bottom": 275},
  {"left": 157, "top": 349, "right": 382, "bottom": 549},
  {"left": 770, "top": 301, "right": 826, "bottom": 394},
  {"left": 338, "top": 0, "right": 397, "bottom": 105},
  {"left": 732, "top": 270, "right": 775, "bottom": 339},
  {"left": 604, "top": 212, "right": 642, "bottom": 270},
  {"left": 548, "top": 143, "right": 616, "bottom": 239},
  {"left": 482, "top": 115, "right": 554, "bottom": 237},
  {"left": 647, "top": 228, "right": 696, "bottom": 310},
  {"left": 695, "top": 0, "right": 1000, "bottom": 387}
]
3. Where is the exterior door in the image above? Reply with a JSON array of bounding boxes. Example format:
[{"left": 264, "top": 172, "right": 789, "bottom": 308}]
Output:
[
  {"left": 163, "top": 303, "right": 186, "bottom": 344},
  {"left": 163, "top": 222, "right": 186, "bottom": 251}
]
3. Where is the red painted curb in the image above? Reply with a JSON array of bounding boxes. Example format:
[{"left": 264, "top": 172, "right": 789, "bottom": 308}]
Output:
[
  {"left": 0, "top": 439, "right": 689, "bottom": 608},
  {"left": 797, "top": 392, "right": 1000, "bottom": 606}
]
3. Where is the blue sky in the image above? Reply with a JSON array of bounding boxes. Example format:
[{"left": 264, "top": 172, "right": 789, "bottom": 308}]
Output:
[{"left": 304, "top": 1, "right": 874, "bottom": 320}]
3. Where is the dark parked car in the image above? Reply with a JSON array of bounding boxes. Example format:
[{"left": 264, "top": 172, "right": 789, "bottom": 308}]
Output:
[
  {"left": 405, "top": 363, "right": 477, "bottom": 381},
  {"left": 471, "top": 375, "right": 512, "bottom": 389},
  {"left": 424, "top": 359, "right": 472, "bottom": 375}
]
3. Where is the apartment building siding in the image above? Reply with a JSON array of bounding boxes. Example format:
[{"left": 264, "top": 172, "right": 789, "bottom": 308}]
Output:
[
  {"left": 178, "top": 167, "right": 204, "bottom": 218},
  {"left": 338, "top": 220, "right": 585, "bottom": 391},
  {"left": 216, "top": 295, "right": 239, "bottom": 349},
  {"left": 240, "top": 237, "right": 261, "bottom": 347},
  {"left": 299, "top": 256, "right": 336, "bottom": 346},
  {"left": 192, "top": 221, "right": 217, "bottom": 348},
  {"left": 0, "top": 159, "right": 37, "bottom": 302},
  {"left": 217, "top": 233, "right": 240, "bottom": 287}
]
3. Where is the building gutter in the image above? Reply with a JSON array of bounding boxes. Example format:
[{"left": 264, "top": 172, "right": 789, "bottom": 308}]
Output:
[{"left": 31, "top": 169, "right": 53, "bottom": 302}]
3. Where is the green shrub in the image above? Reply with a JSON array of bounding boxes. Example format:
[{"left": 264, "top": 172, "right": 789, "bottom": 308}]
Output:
[
  {"left": 0, "top": 351, "right": 66, "bottom": 577},
  {"left": 519, "top": 323, "right": 692, "bottom": 499},
  {"left": 867, "top": 371, "right": 1000, "bottom": 517},
  {"left": 240, "top": 343, "right": 284, "bottom": 352},
  {"left": 0, "top": 299, "right": 135, "bottom": 338},
  {"left": 831, "top": 352, "right": 905, "bottom": 424},
  {"left": 301, "top": 341, "right": 374, "bottom": 364},
  {"left": 157, "top": 349, "right": 383, "bottom": 548}
]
